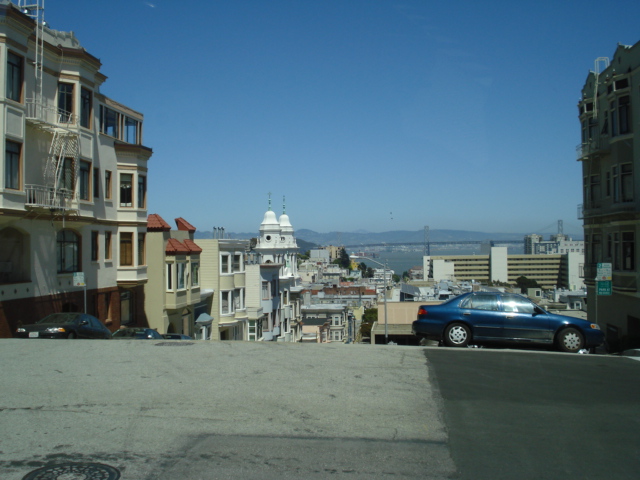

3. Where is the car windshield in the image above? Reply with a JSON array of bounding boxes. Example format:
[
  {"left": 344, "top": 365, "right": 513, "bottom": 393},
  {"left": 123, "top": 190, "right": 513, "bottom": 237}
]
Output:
[{"left": 36, "top": 313, "right": 80, "bottom": 324}]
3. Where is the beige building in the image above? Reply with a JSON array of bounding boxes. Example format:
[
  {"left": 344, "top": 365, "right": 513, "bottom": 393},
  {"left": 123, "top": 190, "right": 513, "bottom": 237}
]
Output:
[
  {"left": 424, "top": 246, "right": 584, "bottom": 290},
  {"left": 145, "top": 215, "right": 204, "bottom": 337},
  {"left": 0, "top": 2, "right": 151, "bottom": 337},
  {"left": 199, "top": 238, "right": 250, "bottom": 341},
  {"left": 578, "top": 40, "right": 640, "bottom": 351}
]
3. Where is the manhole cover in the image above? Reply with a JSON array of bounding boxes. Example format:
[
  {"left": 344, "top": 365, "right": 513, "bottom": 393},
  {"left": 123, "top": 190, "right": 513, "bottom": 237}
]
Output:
[{"left": 23, "top": 462, "right": 120, "bottom": 480}]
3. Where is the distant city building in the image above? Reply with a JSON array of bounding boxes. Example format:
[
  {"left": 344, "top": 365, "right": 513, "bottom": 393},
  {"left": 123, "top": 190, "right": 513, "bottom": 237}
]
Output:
[
  {"left": 577, "top": 40, "right": 640, "bottom": 351},
  {"left": 424, "top": 246, "right": 584, "bottom": 290},
  {"left": 0, "top": 3, "right": 152, "bottom": 337},
  {"left": 524, "top": 234, "right": 584, "bottom": 255}
]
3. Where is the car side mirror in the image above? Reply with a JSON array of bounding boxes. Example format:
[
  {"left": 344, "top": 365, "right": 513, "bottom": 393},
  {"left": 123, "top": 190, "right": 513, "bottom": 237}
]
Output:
[
  {"left": 79, "top": 320, "right": 89, "bottom": 326},
  {"left": 533, "top": 306, "right": 544, "bottom": 316}
]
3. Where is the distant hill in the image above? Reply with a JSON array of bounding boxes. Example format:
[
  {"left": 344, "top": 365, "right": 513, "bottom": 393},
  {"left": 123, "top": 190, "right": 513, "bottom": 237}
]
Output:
[{"left": 194, "top": 228, "right": 582, "bottom": 246}]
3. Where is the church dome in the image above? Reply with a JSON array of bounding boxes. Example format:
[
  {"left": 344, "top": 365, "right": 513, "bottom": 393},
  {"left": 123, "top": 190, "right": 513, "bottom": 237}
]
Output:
[
  {"left": 260, "top": 210, "right": 280, "bottom": 233},
  {"left": 279, "top": 213, "right": 293, "bottom": 233}
]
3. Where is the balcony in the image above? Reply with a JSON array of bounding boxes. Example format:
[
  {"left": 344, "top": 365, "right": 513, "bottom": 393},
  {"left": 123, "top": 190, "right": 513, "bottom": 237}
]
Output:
[
  {"left": 25, "top": 99, "right": 78, "bottom": 130},
  {"left": 24, "top": 185, "right": 76, "bottom": 211},
  {"left": 576, "top": 137, "right": 610, "bottom": 161}
]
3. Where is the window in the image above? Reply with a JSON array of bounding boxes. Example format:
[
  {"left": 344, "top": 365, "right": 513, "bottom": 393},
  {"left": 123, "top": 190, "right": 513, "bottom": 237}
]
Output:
[
  {"left": 221, "top": 254, "right": 230, "bottom": 274},
  {"left": 191, "top": 262, "right": 199, "bottom": 287},
  {"left": 589, "top": 174, "right": 601, "bottom": 208},
  {"left": 621, "top": 164, "right": 633, "bottom": 202},
  {"left": 262, "top": 281, "right": 269, "bottom": 299},
  {"left": 80, "top": 87, "right": 92, "bottom": 129},
  {"left": 177, "top": 262, "right": 186, "bottom": 289},
  {"left": 57, "top": 230, "right": 80, "bottom": 273},
  {"left": 120, "top": 173, "right": 132, "bottom": 207},
  {"left": 622, "top": 232, "right": 635, "bottom": 271},
  {"left": 610, "top": 101, "right": 618, "bottom": 137},
  {"left": 137, "top": 175, "right": 146, "bottom": 208},
  {"left": 166, "top": 263, "right": 173, "bottom": 290},
  {"left": 462, "top": 294, "right": 499, "bottom": 311},
  {"left": 234, "top": 288, "right": 244, "bottom": 310},
  {"left": 91, "top": 231, "right": 99, "bottom": 261},
  {"left": 618, "top": 96, "right": 631, "bottom": 135},
  {"left": 105, "top": 170, "right": 112, "bottom": 199},
  {"left": 5, "top": 141, "right": 20, "bottom": 190},
  {"left": 613, "top": 233, "right": 620, "bottom": 270},
  {"left": 500, "top": 294, "right": 535, "bottom": 314},
  {"left": 58, "top": 83, "right": 74, "bottom": 123},
  {"left": 105, "top": 231, "right": 112, "bottom": 260},
  {"left": 79, "top": 161, "right": 91, "bottom": 200},
  {"left": 99, "top": 105, "right": 119, "bottom": 137},
  {"left": 125, "top": 117, "right": 139, "bottom": 144},
  {"left": 120, "top": 232, "right": 133, "bottom": 266},
  {"left": 62, "top": 158, "right": 74, "bottom": 192},
  {"left": 221, "top": 291, "right": 232, "bottom": 314},
  {"left": 591, "top": 234, "right": 601, "bottom": 264},
  {"left": 233, "top": 253, "right": 242, "bottom": 272},
  {"left": 93, "top": 167, "right": 100, "bottom": 198},
  {"left": 6, "top": 52, "right": 23, "bottom": 102},
  {"left": 137, "top": 233, "right": 146, "bottom": 266},
  {"left": 605, "top": 171, "right": 611, "bottom": 197}
]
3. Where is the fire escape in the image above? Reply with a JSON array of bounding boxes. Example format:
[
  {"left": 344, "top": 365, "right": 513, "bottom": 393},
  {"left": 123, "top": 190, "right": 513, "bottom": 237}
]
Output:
[{"left": 19, "top": 0, "right": 80, "bottom": 215}]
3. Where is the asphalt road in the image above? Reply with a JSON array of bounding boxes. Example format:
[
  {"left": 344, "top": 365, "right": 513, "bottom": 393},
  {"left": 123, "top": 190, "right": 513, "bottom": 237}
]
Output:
[{"left": 0, "top": 340, "right": 638, "bottom": 479}]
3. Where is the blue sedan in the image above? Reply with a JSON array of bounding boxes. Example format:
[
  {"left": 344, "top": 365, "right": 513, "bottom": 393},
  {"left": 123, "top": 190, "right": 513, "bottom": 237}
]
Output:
[{"left": 412, "top": 292, "right": 605, "bottom": 353}]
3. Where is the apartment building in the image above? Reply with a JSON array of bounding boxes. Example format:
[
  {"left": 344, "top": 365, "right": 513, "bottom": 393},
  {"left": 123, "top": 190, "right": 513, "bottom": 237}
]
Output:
[
  {"left": 577, "top": 40, "right": 640, "bottom": 350},
  {"left": 198, "top": 238, "right": 250, "bottom": 341},
  {"left": 424, "top": 247, "right": 584, "bottom": 290},
  {"left": 524, "top": 234, "right": 585, "bottom": 255},
  {"left": 0, "top": 2, "right": 151, "bottom": 336},
  {"left": 145, "top": 215, "right": 205, "bottom": 338}
]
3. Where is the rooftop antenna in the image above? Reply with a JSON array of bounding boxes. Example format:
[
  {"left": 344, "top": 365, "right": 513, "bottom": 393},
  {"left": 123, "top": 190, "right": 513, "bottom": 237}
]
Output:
[
  {"left": 282, "top": 195, "right": 286, "bottom": 214},
  {"left": 267, "top": 192, "right": 272, "bottom": 211}
]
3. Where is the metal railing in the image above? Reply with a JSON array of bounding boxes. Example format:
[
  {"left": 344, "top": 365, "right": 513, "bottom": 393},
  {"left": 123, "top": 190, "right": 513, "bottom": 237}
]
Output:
[
  {"left": 25, "top": 185, "right": 75, "bottom": 210},
  {"left": 25, "top": 98, "right": 78, "bottom": 128}
]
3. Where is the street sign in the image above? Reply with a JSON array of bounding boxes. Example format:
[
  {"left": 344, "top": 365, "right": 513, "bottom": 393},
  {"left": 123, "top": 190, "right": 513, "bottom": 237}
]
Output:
[
  {"left": 73, "top": 272, "right": 85, "bottom": 287},
  {"left": 596, "top": 280, "right": 612, "bottom": 296},
  {"left": 596, "top": 262, "right": 612, "bottom": 281}
]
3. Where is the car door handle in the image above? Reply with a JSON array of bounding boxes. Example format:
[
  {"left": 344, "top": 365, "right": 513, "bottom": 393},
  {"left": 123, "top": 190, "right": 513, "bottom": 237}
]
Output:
[
  {"left": 463, "top": 312, "right": 470, "bottom": 316},
  {"left": 506, "top": 315, "right": 514, "bottom": 319}
]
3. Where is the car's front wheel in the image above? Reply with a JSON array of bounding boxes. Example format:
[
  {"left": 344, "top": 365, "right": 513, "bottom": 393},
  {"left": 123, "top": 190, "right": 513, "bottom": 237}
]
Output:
[
  {"left": 557, "top": 328, "right": 584, "bottom": 353},
  {"left": 443, "top": 322, "right": 471, "bottom": 347},
  {"left": 67, "top": 332, "right": 77, "bottom": 339}
]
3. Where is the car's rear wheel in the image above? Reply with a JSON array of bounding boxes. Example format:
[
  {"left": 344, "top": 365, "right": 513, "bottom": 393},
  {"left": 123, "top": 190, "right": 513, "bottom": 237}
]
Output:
[
  {"left": 443, "top": 323, "right": 471, "bottom": 347},
  {"left": 557, "top": 328, "right": 584, "bottom": 353},
  {"left": 67, "top": 332, "right": 77, "bottom": 339}
]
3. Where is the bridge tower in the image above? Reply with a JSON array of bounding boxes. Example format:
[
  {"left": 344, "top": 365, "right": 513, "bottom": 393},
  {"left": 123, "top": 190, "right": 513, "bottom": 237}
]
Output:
[{"left": 424, "top": 225, "right": 430, "bottom": 256}]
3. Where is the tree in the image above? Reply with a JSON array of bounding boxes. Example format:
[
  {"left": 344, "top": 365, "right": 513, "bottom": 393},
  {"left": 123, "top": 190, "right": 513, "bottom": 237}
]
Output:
[
  {"left": 360, "top": 308, "right": 378, "bottom": 339},
  {"left": 515, "top": 276, "right": 541, "bottom": 293},
  {"left": 338, "top": 247, "right": 351, "bottom": 269}
]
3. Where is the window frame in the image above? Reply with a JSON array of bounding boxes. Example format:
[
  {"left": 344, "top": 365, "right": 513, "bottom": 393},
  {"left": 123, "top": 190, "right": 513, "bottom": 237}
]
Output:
[
  {"left": 91, "top": 230, "right": 99, "bottom": 262},
  {"left": 137, "top": 175, "right": 146, "bottom": 209},
  {"left": 57, "top": 82, "right": 74, "bottom": 124},
  {"left": 104, "top": 231, "right": 112, "bottom": 261},
  {"left": 119, "top": 173, "right": 133, "bottom": 207},
  {"left": 119, "top": 232, "right": 133, "bottom": 266},
  {"left": 79, "top": 160, "right": 91, "bottom": 201},
  {"left": 80, "top": 87, "right": 92, "bottom": 129},
  {"left": 4, "top": 140, "right": 21, "bottom": 190},
  {"left": 137, "top": 233, "right": 146, "bottom": 266},
  {"left": 6, "top": 51, "right": 23, "bottom": 103},
  {"left": 105, "top": 170, "right": 112, "bottom": 200},
  {"left": 57, "top": 229, "right": 80, "bottom": 274}
]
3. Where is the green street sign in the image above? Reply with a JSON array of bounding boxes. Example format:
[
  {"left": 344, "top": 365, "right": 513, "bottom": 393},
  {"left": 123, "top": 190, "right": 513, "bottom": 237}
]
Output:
[{"left": 596, "top": 280, "right": 612, "bottom": 296}]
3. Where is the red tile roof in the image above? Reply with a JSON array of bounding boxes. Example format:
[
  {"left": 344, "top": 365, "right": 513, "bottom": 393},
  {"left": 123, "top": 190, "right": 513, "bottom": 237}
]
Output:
[
  {"left": 147, "top": 214, "right": 171, "bottom": 232},
  {"left": 175, "top": 217, "right": 196, "bottom": 232},
  {"left": 165, "top": 238, "right": 190, "bottom": 255},
  {"left": 184, "top": 239, "right": 202, "bottom": 254}
]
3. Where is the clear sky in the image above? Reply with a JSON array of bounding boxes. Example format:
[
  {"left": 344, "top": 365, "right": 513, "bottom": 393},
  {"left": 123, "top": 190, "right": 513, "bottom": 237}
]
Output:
[{"left": 45, "top": 0, "right": 640, "bottom": 235}]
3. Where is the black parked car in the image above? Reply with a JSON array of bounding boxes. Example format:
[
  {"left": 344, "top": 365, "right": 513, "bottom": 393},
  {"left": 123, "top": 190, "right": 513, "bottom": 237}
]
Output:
[
  {"left": 412, "top": 292, "right": 605, "bottom": 353},
  {"left": 15, "top": 313, "right": 112, "bottom": 339},
  {"left": 112, "top": 328, "right": 163, "bottom": 340}
]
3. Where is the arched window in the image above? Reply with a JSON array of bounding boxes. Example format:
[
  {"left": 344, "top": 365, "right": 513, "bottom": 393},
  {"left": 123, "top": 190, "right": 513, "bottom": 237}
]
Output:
[{"left": 57, "top": 230, "right": 80, "bottom": 273}]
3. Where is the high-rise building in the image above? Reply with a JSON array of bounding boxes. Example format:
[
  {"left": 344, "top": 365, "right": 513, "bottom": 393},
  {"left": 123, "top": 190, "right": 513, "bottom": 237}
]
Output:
[
  {"left": 0, "top": 2, "right": 152, "bottom": 336},
  {"left": 577, "top": 40, "right": 640, "bottom": 351}
]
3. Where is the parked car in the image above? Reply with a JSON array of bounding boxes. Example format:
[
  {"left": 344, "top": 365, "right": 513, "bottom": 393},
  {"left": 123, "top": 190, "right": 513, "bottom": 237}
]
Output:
[
  {"left": 112, "top": 328, "right": 163, "bottom": 340},
  {"left": 412, "top": 292, "right": 605, "bottom": 353},
  {"left": 15, "top": 313, "right": 112, "bottom": 339},
  {"left": 162, "top": 333, "right": 192, "bottom": 340}
]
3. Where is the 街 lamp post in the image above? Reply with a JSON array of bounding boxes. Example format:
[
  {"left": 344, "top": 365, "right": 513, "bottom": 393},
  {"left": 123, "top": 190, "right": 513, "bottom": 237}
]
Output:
[{"left": 351, "top": 255, "right": 389, "bottom": 344}]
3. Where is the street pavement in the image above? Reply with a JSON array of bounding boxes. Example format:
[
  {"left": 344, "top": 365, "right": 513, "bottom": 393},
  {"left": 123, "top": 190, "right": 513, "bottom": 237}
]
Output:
[
  {"left": 0, "top": 340, "right": 638, "bottom": 479},
  {"left": 0, "top": 340, "right": 453, "bottom": 479}
]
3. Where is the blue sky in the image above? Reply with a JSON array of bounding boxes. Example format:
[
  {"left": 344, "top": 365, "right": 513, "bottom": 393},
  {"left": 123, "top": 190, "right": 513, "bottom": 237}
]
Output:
[{"left": 45, "top": 0, "right": 640, "bottom": 236}]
